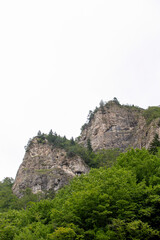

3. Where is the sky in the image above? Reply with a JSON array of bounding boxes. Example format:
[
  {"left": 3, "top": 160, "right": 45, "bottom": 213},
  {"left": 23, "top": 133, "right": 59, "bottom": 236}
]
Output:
[{"left": 0, "top": 0, "right": 160, "bottom": 180}]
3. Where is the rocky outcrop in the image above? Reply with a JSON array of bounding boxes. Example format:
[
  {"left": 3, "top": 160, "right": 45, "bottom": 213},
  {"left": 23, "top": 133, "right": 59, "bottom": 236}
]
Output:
[
  {"left": 13, "top": 138, "right": 89, "bottom": 197},
  {"left": 79, "top": 101, "right": 160, "bottom": 151},
  {"left": 13, "top": 101, "right": 160, "bottom": 197}
]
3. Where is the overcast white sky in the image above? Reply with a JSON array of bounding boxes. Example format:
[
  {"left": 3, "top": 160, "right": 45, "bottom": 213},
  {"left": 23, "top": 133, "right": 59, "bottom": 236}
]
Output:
[{"left": 0, "top": 0, "right": 160, "bottom": 180}]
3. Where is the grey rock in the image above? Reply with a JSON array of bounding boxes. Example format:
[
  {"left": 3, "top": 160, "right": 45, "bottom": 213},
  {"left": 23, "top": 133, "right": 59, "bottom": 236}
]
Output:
[
  {"left": 13, "top": 138, "right": 89, "bottom": 197},
  {"left": 79, "top": 102, "right": 160, "bottom": 151}
]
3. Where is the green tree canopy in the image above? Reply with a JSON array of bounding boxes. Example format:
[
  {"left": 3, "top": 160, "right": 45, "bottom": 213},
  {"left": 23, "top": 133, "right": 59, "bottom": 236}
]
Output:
[{"left": 1, "top": 149, "right": 160, "bottom": 239}]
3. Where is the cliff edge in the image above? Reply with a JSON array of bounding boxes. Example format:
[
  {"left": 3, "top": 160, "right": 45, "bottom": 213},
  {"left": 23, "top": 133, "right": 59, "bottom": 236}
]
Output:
[
  {"left": 13, "top": 100, "right": 160, "bottom": 197},
  {"left": 78, "top": 100, "right": 160, "bottom": 151},
  {"left": 12, "top": 137, "right": 89, "bottom": 197}
]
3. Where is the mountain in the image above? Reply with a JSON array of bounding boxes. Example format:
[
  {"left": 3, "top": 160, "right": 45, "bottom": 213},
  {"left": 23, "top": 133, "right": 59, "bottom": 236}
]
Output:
[
  {"left": 12, "top": 137, "right": 89, "bottom": 197},
  {"left": 78, "top": 100, "right": 160, "bottom": 151},
  {"left": 13, "top": 99, "right": 160, "bottom": 197}
]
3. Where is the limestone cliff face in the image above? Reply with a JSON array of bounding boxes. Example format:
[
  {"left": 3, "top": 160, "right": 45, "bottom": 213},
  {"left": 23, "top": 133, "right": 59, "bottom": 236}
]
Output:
[
  {"left": 13, "top": 138, "right": 89, "bottom": 197},
  {"left": 13, "top": 101, "right": 160, "bottom": 197},
  {"left": 79, "top": 102, "right": 160, "bottom": 151}
]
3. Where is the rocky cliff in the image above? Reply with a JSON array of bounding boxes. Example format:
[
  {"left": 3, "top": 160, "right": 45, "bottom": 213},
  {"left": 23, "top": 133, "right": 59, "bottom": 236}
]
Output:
[
  {"left": 78, "top": 101, "right": 160, "bottom": 151},
  {"left": 13, "top": 137, "right": 89, "bottom": 197},
  {"left": 13, "top": 100, "right": 160, "bottom": 197}
]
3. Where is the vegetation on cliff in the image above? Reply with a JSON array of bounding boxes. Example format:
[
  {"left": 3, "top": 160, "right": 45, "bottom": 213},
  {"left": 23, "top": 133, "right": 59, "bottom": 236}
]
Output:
[
  {"left": 81, "top": 99, "right": 160, "bottom": 133},
  {"left": 1, "top": 100, "right": 160, "bottom": 239},
  {"left": 1, "top": 148, "right": 160, "bottom": 239},
  {"left": 46, "top": 132, "right": 121, "bottom": 168},
  {"left": 80, "top": 98, "right": 143, "bottom": 132},
  {"left": 25, "top": 131, "right": 121, "bottom": 169},
  {"left": 149, "top": 134, "right": 160, "bottom": 155},
  {"left": 143, "top": 106, "right": 160, "bottom": 125},
  {"left": 0, "top": 178, "right": 47, "bottom": 213}
]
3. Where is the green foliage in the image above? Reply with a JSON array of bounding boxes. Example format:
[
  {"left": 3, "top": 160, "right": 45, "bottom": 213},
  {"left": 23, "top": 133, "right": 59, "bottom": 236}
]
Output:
[
  {"left": 0, "top": 178, "right": 19, "bottom": 212},
  {"left": 80, "top": 123, "right": 88, "bottom": 131},
  {"left": 119, "top": 103, "right": 142, "bottom": 112},
  {"left": 49, "top": 129, "right": 53, "bottom": 136},
  {"left": 105, "top": 219, "right": 159, "bottom": 240},
  {"left": 87, "top": 139, "right": 93, "bottom": 153},
  {"left": 48, "top": 150, "right": 160, "bottom": 238},
  {"left": 70, "top": 137, "right": 75, "bottom": 145},
  {"left": 143, "top": 106, "right": 160, "bottom": 125},
  {"left": 104, "top": 97, "right": 121, "bottom": 107},
  {"left": 38, "top": 132, "right": 121, "bottom": 168},
  {"left": 1, "top": 149, "right": 160, "bottom": 239},
  {"left": 0, "top": 180, "right": 49, "bottom": 213},
  {"left": 87, "top": 110, "right": 95, "bottom": 123},
  {"left": 92, "top": 148, "right": 121, "bottom": 168},
  {"left": 37, "top": 134, "right": 46, "bottom": 144},
  {"left": 18, "top": 188, "right": 45, "bottom": 209},
  {"left": 113, "top": 97, "right": 120, "bottom": 105},
  {"left": 24, "top": 138, "right": 32, "bottom": 151},
  {"left": 14, "top": 222, "right": 51, "bottom": 240},
  {"left": 116, "top": 148, "right": 160, "bottom": 185},
  {"left": 48, "top": 227, "right": 76, "bottom": 240},
  {"left": 80, "top": 99, "right": 142, "bottom": 132},
  {"left": 149, "top": 134, "right": 160, "bottom": 155},
  {"left": 81, "top": 108, "right": 98, "bottom": 131},
  {"left": 37, "top": 130, "right": 42, "bottom": 136},
  {"left": 46, "top": 133, "right": 85, "bottom": 160},
  {"left": 99, "top": 100, "right": 105, "bottom": 113}
]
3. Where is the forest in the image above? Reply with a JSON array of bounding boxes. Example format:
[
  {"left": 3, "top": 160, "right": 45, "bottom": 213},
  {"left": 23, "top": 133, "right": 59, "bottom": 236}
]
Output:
[{"left": 1, "top": 142, "right": 160, "bottom": 239}]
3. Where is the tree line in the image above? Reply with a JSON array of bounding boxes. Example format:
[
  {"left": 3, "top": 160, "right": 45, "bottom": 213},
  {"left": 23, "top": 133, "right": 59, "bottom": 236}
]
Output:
[{"left": 1, "top": 147, "right": 160, "bottom": 239}]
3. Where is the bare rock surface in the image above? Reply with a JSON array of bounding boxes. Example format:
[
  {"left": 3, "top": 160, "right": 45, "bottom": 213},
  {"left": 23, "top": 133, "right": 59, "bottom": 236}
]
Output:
[
  {"left": 79, "top": 102, "right": 160, "bottom": 151},
  {"left": 13, "top": 101, "right": 160, "bottom": 197},
  {"left": 13, "top": 138, "right": 89, "bottom": 197}
]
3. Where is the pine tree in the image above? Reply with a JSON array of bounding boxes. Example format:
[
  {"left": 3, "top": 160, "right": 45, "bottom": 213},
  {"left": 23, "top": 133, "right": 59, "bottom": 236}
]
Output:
[
  {"left": 49, "top": 129, "right": 53, "bottom": 136},
  {"left": 87, "top": 138, "right": 93, "bottom": 152},
  {"left": 70, "top": 137, "right": 75, "bottom": 145},
  {"left": 99, "top": 100, "right": 105, "bottom": 113},
  {"left": 37, "top": 130, "right": 42, "bottom": 136},
  {"left": 113, "top": 97, "right": 120, "bottom": 105},
  {"left": 149, "top": 134, "right": 160, "bottom": 154}
]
